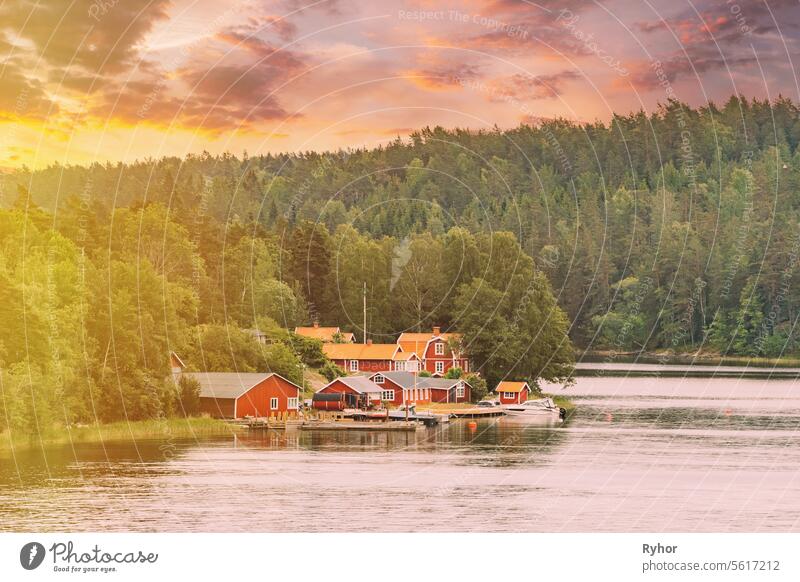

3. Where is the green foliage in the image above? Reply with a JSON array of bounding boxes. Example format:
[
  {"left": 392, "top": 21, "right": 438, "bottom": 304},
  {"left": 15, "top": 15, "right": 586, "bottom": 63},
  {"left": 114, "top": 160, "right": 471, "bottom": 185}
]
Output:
[
  {"left": 177, "top": 376, "right": 201, "bottom": 416},
  {"left": 444, "top": 367, "right": 462, "bottom": 379},
  {"left": 464, "top": 373, "right": 487, "bottom": 402},
  {"left": 3, "top": 94, "right": 799, "bottom": 438},
  {"left": 319, "top": 360, "right": 346, "bottom": 382}
]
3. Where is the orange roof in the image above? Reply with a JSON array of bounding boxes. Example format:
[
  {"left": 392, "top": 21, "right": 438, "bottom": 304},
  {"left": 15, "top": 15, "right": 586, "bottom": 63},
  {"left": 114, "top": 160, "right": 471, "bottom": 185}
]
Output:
[
  {"left": 295, "top": 326, "right": 355, "bottom": 342},
  {"left": 323, "top": 343, "right": 400, "bottom": 361},
  {"left": 393, "top": 351, "right": 419, "bottom": 361},
  {"left": 397, "top": 331, "right": 461, "bottom": 357},
  {"left": 496, "top": 381, "right": 529, "bottom": 393}
]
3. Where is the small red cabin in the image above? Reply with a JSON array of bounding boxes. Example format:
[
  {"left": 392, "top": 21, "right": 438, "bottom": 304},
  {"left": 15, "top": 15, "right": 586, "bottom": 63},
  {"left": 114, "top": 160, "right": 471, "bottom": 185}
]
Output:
[
  {"left": 190, "top": 372, "right": 301, "bottom": 419},
  {"left": 317, "top": 376, "right": 389, "bottom": 408},
  {"left": 496, "top": 381, "right": 530, "bottom": 405}
]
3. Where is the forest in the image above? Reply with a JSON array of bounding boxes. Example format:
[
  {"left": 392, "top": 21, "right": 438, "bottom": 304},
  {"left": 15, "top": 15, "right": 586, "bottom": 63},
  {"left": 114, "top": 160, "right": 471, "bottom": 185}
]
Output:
[{"left": 2, "top": 94, "right": 800, "bottom": 431}]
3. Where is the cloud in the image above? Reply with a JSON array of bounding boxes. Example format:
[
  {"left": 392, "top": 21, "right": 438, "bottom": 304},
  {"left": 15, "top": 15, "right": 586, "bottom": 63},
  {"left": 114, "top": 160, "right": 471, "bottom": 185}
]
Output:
[
  {"left": 489, "top": 70, "right": 580, "bottom": 100},
  {"left": 0, "top": 66, "right": 57, "bottom": 120},
  {"left": 0, "top": 0, "right": 170, "bottom": 75},
  {"left": 404, "top": 63, "right": 483, "bottom": 90}
]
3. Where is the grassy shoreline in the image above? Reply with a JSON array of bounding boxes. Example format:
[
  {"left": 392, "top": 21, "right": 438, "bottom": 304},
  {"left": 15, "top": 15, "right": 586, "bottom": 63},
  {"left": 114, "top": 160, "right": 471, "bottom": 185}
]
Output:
[{"left": 0, "top": 417, "right": 239, "bottom": 452}]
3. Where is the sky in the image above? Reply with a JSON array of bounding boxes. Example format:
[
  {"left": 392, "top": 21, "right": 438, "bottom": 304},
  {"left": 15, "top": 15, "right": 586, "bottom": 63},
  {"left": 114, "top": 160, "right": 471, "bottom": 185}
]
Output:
[{"left": 0, "top": 0, "right": 798, "bottom": 168}]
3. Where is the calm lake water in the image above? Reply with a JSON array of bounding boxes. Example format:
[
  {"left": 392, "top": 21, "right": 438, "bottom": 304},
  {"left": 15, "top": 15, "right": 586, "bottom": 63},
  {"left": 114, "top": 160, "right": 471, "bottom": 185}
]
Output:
[{"left": 3, "top": 373, "right": 800, "bottom": 532}]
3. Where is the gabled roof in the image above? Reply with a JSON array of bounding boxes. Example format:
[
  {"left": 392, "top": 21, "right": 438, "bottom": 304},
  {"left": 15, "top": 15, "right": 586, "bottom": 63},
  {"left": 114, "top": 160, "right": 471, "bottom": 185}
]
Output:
[
  {"left": 392, "top": 351, "right": 419, "bottom": 361},
  {"left": 295, "top": 325, "right": 355, "bottom": 342},
  {"left": 323, "top": 343, "right": 401, "bottom": 361},
  {"left": 369, "top": 372, "right": 470, "bottom": 391},
  {"left": 170, "top": 351, "right": 186, "bottom": 368},
  {"left": 319, "top": 375, "right": 384, "bottom": 394},
  {"left": 369, "top": 371, "right": 419, "bottom": 389},
  {"left": 397, "top": 330, "right": 461, "bottom": 358},
  {"left": 496, "top": 381, "right": 529, "bottom": 393},
  {"left": 186, "top": 372, "right": 300, "bottom": 400},
  {"left": 418, "top": 377, "right": 469, "bottom": 390}
]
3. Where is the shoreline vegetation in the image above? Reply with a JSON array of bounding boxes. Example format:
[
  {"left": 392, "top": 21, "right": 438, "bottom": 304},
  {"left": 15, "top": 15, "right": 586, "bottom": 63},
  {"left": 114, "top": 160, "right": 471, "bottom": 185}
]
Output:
[
  {"left": 3, "top": 394, "right": 579, "bottom": 451},
  {"left": 0, "top": 417, "right": 238, "bottom": 452}
]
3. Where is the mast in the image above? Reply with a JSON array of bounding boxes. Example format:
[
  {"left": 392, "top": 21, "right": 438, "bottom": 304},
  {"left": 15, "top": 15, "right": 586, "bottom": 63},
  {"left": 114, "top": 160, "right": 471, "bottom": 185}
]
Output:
[{"left": 363, "top": 281, "right": 367, "bottom": 344}]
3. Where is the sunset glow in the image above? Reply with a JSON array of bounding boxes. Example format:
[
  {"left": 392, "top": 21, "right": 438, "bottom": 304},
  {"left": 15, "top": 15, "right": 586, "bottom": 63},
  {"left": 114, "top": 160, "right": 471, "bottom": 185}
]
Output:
[{"left": 1, "top": 0, "right": 798, "bottom": 168}]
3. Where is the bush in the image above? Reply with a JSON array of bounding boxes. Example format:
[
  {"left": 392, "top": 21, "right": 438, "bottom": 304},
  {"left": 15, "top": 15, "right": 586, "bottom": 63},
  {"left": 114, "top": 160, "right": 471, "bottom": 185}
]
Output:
[
  {"left": 177, "top": 375, "right": 201, "bottom": 416},
  {"left": 319, "top": 360, "right": 345, "bottom": 382},
  {"left": 464, "top": 373, "right": 487, "bottom": 402},
  {"left": 289, "top": 334, "right": 327, "bottom": 368}
]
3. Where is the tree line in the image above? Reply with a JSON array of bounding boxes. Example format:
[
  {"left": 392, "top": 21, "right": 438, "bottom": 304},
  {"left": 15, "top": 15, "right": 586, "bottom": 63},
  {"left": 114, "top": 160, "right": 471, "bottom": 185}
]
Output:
[
  {"left": 3, "top": 93, "right": 800, "bottom": 431},
  {"left": 0, "top": 193, "right": 571, "bottom": 434}
]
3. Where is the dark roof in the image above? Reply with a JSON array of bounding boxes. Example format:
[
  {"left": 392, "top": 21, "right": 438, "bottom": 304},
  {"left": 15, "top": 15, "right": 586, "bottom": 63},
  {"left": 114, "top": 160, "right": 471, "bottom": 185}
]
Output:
[
  {"left": 419, "top": 377, "right": 467, "bottom": 390},
  {"left": 320, "top": 375, "right": 383, "bottom": 394},
  {"left": 370, "top": 372, "right": 469, "bottom": 391},
  {"left": 186, "top": 372, "right": 299, "bottom": 399},
  {"left": 371, "top": 371, "right": 419, "bottom": 389}
]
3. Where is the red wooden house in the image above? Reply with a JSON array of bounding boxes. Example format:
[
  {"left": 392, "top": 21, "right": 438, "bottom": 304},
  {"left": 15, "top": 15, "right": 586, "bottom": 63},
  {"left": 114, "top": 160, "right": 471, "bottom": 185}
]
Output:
[
  {"left": 396, "top": 326, "right": 469, "bottom": 376},
  {"left": 190, "top": 372, "right": 301, "bottom": 419},
  {"left": 322, "top": 341, "right": 402, "bottom": 373},
  {"left": 369, "top": 372, "right": 472, "bottom": 405},
  {"left": 496, "top": 381, "right": 530, "bottom": 404},
  {"left": 316, "top": 376, "right": 389, "bottom": 407}
]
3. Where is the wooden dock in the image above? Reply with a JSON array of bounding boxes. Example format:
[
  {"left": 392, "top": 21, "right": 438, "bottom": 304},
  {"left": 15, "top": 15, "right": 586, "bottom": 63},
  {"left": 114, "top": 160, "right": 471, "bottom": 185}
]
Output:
[
  {"left": 417, "top": 406, "right": 505, "bottom": 418},
  {"left": 297, "top": 421, "right": 419, "bottom": 432},
  {"left": 230, "top": 417, "right": 421, "bottom": 431}
]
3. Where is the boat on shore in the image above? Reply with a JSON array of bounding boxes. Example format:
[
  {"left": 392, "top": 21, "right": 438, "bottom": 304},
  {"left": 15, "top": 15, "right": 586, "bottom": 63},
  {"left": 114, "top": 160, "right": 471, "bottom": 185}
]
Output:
[{"left": 502, "top": 398, "right": 565, "bottom": 421}]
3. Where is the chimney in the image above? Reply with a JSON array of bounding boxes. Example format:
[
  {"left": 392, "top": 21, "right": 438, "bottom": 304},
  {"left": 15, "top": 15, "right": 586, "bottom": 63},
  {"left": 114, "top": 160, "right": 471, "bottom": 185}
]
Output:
[
  {"left": 367, "top": 339, "right": 373, "bottom": 345},
  {"left": 313, "top": 322, "right": 319, "bottom": 328},
  {"left": 433, "top": 326, "right": 441, "bottom": 336}
]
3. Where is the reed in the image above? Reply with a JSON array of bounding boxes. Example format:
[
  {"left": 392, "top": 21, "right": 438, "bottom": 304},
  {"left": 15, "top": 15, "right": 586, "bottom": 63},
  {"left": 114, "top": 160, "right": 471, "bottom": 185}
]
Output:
[{"left": 0, "top": 417, "right": 238, "bottom": 451}]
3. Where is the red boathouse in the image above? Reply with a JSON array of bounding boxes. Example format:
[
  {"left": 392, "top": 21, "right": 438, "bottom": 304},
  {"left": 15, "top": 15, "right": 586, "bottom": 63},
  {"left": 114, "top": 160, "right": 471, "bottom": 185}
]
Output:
[{"left": 189, "top": 372, "right": 301, "bottom": 419}]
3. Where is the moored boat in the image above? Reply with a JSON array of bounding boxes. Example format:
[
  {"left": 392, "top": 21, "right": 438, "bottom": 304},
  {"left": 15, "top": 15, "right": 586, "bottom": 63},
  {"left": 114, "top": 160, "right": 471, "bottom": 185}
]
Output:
[{"left": 502, "top": 397, "right": 565, "bottom": 421}]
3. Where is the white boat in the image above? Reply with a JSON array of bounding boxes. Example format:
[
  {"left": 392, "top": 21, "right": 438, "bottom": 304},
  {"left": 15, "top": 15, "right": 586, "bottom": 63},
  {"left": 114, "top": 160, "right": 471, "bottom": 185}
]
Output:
[{"left": 502, "top": 398, "right": 565, "bottom": 421}]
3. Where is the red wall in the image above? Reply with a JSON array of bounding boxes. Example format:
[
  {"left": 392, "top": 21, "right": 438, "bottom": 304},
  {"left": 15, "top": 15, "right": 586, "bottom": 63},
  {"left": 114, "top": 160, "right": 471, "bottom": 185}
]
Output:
[
  {"left": 332, "top": 359, "right": 393, "bottom": 373},
  {"left": 319, "top": 379, "right": 383, "bottom": 406},
  {"left": 319, "top": 379, "right": 360, "bottom": 396},
  {"left": 236, "top": 375, "right": 300, "bottom": 417},
  {"left": 498, "top": 388, "right": 528, "bottom": 405},
  {"left": 422, "top": 341, "right": 469, "bottom": 375},
  {"left": 429, "top": 384, "right": 471, "bottom": 403},
  {"left": 200, "top": 397, "right": 235, "bottom": 418},
  {"left": 371, "top": 377, "right": 405, "bottom": 406}
]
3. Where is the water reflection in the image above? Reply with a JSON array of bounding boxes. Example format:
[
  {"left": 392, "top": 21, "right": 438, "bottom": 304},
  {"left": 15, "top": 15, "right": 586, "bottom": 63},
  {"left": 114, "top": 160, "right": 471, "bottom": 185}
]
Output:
[{"left": 2, "top": 375, "right": 800, "bottom": 532}]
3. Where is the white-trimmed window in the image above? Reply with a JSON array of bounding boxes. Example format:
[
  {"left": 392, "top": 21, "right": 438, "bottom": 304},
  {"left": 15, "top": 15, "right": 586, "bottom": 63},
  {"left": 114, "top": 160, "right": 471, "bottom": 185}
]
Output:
[
  {"left": 435, "top": 361, "right": 445, "bottom": 374},
  {"left": 288, "top": 397, "right": 298, "bottom": 409},
  {"left": 270, "top": 397, "right": 279, "bottom": 410},
  {"left": 502, "top": 392, "right": 515, "bottom": 399},
  {"left": 407, "top": 361, "right": 418, "bottom": 372},
  {"left": 374, "top": 374, "right": 385, "bottom": 384},
  {"left": 456, "top": 384, "right": 465, "bottom": 398},
  {"left": 381, "top": 389, "right": 395, "bottom": 401},
  {"left": 434, "top": 342, "right": 444, "bottom": 355},
  {"left": 349, "top": 359, "right": 359, "bottom": 372},
  {"left": 394, "top": 361, "right": 405, "bottom": 371}
]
